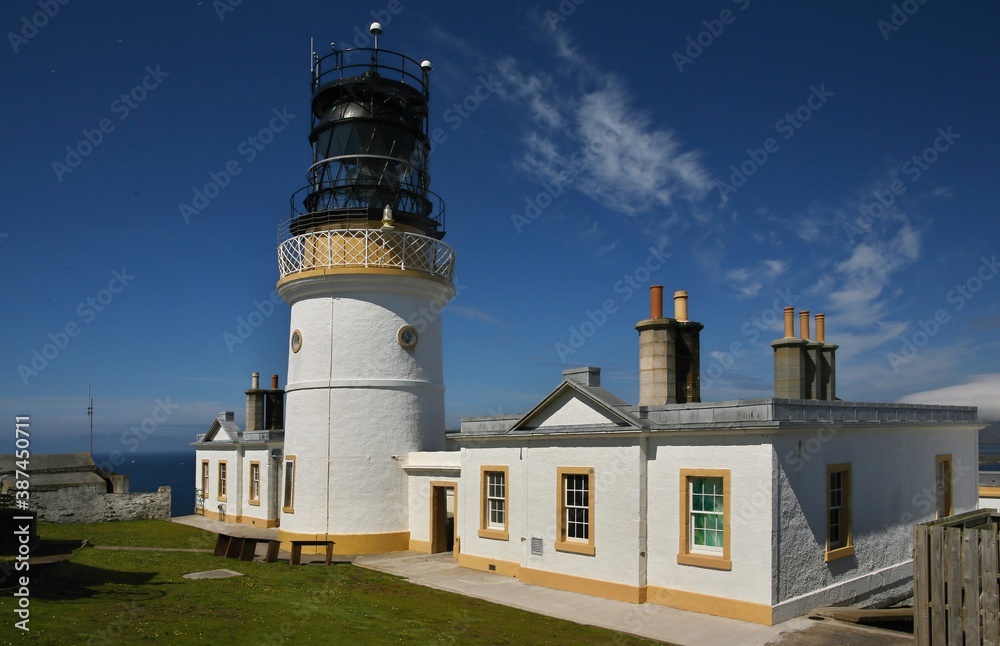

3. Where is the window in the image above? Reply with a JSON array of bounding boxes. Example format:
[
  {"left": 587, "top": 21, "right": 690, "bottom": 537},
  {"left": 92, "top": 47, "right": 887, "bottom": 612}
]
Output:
[
  {"left": 936, "top": 455, "right": 952, "bottom": 519},
  {"left": 201, "top": 460, "right": 209, "bottom": 497},
  {"left": 825, "top": 463, "right": 853, "bottom": 562},
  {"left": 282, "top": 456, "right": 295, "bottom": 513},
  {"left": 478, "top": 466, "right": 509, "bottom": 540},
  {"left": 555, "top": 467, "right": 595, "bottom": 556},
  {"left": 678, "top": 469, "right": 731, "bottom": 570},
  {"left": 248, "top": 461, "right": 261, "bottom": 505},
  {"left": 217, "top": 461, "right": 227, "bottom": 501}
]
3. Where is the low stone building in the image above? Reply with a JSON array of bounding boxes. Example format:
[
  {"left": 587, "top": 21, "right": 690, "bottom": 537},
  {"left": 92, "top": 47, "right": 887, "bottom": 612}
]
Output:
[{"left": 0, "top": 453, "right": 170, "bottom": 524}]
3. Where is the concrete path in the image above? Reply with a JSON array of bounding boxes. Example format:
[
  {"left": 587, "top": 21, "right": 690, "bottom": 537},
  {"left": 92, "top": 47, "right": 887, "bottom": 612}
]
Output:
[
  {"left": 169, "top": 518, "right": 910, "bottom": 644},
  {"left": 354, "top": 551, "right": 913, "bottom": 645}
]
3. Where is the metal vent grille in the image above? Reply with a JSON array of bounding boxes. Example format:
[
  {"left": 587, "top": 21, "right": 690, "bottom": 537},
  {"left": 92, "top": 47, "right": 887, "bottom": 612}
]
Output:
[{"left": 530, "top": 537, "right": 543, "bottom": 556}]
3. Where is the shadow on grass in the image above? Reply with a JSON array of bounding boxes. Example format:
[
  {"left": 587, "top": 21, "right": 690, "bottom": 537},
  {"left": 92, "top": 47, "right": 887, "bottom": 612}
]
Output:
[{"left": 25, "top": 557, "right": 166, "bottom": 601}]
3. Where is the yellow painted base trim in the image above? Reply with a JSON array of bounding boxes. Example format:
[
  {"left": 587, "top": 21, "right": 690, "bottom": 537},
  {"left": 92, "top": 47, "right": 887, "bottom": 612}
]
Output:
[
  {"left": 456, "top": 552, "right": 520, "bottom": 577},
  {"left": 646, "top": 585, "right": 773, "bottom": 625},
  {"left": 519, "top": 567, "right": 644, "bottom": 604},
  {"left": 197, "top": 508, "right": 278, "bottom": 528},
  {"left": 276, "top": 529, "right": 410, "bottom": 555},
  {"left": 409, "top": 539, "right": 432, "bottom": 554},
  {"left": 980, "top": 486, "right": 1000, "bottom": 498}
]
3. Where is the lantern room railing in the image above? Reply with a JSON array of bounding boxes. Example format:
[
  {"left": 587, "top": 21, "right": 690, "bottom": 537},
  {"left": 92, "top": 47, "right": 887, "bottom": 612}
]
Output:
[{"left": 277, "top": 228, "right": 455, "bottom": 281}]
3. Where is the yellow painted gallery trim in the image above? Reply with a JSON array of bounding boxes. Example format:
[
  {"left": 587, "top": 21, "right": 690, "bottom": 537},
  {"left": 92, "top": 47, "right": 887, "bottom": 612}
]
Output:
[
  {"left": 519, "top": 567, "right": 644, "bottom": 604},
  {"left": 646, "top": 585, "right": 773, "bottom": 625},
  {"left": 277, "top": 266, "right": 453, "bottom": 289},
  {"left": 276, "top": 529, "right": 409, "bottom": 555},
  {"left": 409, "top": 539, "right": 432, "bottom": 553},
  {"left": 456, "top": 552, "right": 520, "bottom": 577}
]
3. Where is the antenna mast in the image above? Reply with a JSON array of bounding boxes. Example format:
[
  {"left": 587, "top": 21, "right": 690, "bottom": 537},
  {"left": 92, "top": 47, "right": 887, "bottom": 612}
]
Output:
[{"left": 88, "top": 385, "right": 94, "bottom": 456}]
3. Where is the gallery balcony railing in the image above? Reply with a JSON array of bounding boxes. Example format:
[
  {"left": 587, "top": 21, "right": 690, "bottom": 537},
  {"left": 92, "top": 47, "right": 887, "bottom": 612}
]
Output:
[{"left": 277, "top": 228, "right": 455, "bottom": 282}]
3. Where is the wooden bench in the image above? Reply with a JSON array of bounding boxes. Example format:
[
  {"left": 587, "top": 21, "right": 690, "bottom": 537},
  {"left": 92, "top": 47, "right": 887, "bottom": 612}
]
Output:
[
  {"left": 289, "top": 540, "right": 335, "bottom": 565},
  {"left": 214, "top": 533, "right": 281, "bottom": 563}
]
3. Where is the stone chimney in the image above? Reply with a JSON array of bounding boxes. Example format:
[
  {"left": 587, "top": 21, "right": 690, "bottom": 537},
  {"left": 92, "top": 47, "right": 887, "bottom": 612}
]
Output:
[
  {"left": 563, "top": 366, "right": 601, "bottom": 387},
  {"left": 265, "top": 374, "right": 285, "bottom": 430},
  {"left": 636, "top": 287, "right": 702, "bottom": 406},
  {"left": 771, "top": 309, "right": 837, "bottom": 400},
  {"left": 245, "top": 372, "right": 265, "bottom": 432}
]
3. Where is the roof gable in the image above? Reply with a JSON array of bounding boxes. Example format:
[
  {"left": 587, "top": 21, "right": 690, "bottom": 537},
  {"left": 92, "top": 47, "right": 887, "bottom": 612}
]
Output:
[
  {"left": 512, "top": 380, "right": 643, "bottom": 432},
  {"left": 202, "top": 413, "right": 241, "bottom": 443}
]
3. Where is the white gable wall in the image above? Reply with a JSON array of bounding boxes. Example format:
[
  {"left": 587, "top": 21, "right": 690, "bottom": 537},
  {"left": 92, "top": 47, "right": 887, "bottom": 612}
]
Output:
[{"left": 526, "top": 391, "right": 623, "bottom": 428}]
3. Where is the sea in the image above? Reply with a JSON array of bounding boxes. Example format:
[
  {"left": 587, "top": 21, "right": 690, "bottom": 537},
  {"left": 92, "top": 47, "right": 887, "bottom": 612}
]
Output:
[{"left": 94, "top": 450, "right": 196, "bottom": 518}]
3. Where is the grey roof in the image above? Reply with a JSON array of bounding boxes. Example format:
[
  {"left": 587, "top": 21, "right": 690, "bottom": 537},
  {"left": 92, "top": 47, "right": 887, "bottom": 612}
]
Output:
[
  {"left": 0, "top": 452, "right": 110, "bottom": 490},
  {"left": 457, "top": 370, "right": 983, "bottom": 441}
]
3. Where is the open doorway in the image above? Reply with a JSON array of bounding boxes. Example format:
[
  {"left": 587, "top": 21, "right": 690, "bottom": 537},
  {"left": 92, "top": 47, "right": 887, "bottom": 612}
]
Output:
[{"left": 430, "top": 481, "right": 458, "bottom": 555}]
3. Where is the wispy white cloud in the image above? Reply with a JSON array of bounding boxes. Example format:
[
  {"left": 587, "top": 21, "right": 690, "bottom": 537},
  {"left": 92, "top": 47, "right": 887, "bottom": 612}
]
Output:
[{"left": 494, "top": 26, "right": 711, "bottom": 221}]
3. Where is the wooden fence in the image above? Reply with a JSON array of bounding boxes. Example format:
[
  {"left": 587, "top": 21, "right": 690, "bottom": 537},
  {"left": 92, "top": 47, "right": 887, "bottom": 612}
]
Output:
[{"left": 914, "top": 510, "right": 1000, "bottom": 644}]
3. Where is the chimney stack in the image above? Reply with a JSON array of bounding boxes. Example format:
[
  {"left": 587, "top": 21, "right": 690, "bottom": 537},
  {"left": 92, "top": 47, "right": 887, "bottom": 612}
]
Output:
[
  {"left": 771, "top": 309, "right": 838, "bottom": 400},
  {"left": 245, "top": 372, "right": 265, "bottom": 432},
  {"left": 636, "top": 287, "right": 702, "bottom": 406},
  {"left": 265, "top": 374, "right": 285, "bottom": 430}
]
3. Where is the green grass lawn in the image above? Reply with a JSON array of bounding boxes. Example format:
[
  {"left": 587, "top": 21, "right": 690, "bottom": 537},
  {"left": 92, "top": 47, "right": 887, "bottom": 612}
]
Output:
[{"left": 0, "top": 520, "right": 657, "bottom": 645}]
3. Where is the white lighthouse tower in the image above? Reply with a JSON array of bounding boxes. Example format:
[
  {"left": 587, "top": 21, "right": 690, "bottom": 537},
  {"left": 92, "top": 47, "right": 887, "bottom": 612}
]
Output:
[{"left": 276, "top": 25, "right": 455, "bottom": 553}]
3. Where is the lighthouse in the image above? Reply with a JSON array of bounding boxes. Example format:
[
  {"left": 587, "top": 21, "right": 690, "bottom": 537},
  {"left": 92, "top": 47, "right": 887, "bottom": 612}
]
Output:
[{"left": 276, "top": 24, "right": 455, "bottom": 553}]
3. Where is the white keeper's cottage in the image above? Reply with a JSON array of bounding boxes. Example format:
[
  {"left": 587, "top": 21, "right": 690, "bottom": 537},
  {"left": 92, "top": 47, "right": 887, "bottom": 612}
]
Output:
[{"left": 194, "top": 25, "right": 985, "bottom": 626}]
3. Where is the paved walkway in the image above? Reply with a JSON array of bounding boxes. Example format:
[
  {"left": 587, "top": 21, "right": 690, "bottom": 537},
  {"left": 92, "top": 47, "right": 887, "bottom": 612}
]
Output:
[
  {"left": 169, "top": 517, "right": 910, "bottom": 644},
  {"left": 353, "top": 551, "right": 911, "bottom": 645}
]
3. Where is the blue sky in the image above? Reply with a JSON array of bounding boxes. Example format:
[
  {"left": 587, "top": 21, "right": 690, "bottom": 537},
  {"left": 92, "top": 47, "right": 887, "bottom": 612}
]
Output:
[{"left": 2, "top": 1, "right": 998, "bottom": 455}]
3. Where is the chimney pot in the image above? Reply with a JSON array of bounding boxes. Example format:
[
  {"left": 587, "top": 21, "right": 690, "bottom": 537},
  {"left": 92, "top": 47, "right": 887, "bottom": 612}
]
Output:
[
  {"left": 251, "top": 372, "right": 260, "bottom": 390},
  {"left": 799, "top": 310, "right": 810, "bottom": 340},
  {"left": 650, "top": 285, "right": 663, "bottom": 319},
  {"left": 783, "top": 307, "right": 795, "bottom": 338},
  {"left": 815, "top": 314, "right": 825, "bottom": 343},
  {"left": 674, "top": 290, "right": 689, "bottom": 322},
  {"left": 271, "top": 374, "right": 279, "bottom": 389}
]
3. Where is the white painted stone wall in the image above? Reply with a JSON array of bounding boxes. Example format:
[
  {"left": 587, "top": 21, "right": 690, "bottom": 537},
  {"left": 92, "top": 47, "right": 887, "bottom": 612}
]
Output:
[
  {"left": 460, "top": 439, "right": 643, "bottom": 588},
  {"left": 279, "top": 274, "right": 452, "bottom": 536},
  {"left": 771, "top": 424, "right": 979, "bottom": 622},
  {"left": 195, "top": 447, "right": 239, "bottom": 521},
  {"left": 645, "top": 435, "right": 774, "bottom": 606},
  {"left": 241, "top": 448, "right": 275, "bottom": 523},
  {"left": 406, "top": 451, "right": 461, "bottom": 545}
]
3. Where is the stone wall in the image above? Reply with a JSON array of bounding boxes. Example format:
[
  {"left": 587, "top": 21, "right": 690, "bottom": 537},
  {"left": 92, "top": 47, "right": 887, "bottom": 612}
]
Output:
[{"left": 31, "top": 486, "right": 171, "bottom": 524}]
